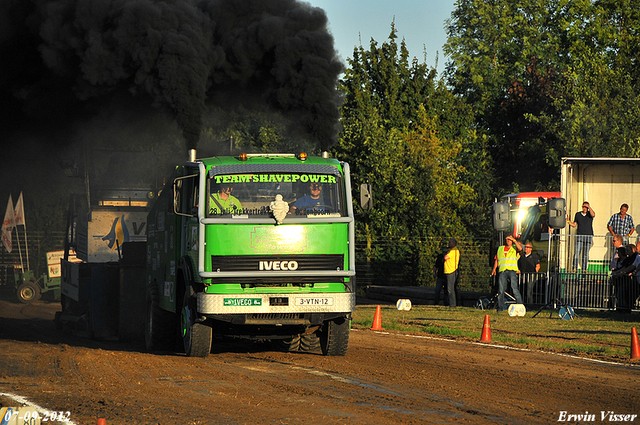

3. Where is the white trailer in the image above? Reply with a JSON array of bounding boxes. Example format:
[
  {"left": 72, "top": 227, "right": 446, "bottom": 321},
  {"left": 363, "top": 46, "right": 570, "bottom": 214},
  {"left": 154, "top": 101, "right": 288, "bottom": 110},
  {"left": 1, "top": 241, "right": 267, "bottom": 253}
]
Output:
[{"left": 561, "top": 157, "right": 640, "bottom": 271}]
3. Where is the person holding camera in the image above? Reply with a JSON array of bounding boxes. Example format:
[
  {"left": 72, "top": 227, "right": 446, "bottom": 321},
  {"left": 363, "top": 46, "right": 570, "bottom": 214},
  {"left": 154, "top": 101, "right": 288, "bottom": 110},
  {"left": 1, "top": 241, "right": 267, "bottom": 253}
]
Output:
[{"left": 567, "top": 201, "right": 595, "bottom": 272}]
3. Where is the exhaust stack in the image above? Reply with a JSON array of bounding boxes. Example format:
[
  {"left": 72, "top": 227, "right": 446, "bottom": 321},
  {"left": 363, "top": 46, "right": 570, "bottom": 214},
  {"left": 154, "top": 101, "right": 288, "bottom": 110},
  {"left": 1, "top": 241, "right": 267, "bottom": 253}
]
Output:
[{"left": 189, "top": 149, "right": 196, "bottom": 162}]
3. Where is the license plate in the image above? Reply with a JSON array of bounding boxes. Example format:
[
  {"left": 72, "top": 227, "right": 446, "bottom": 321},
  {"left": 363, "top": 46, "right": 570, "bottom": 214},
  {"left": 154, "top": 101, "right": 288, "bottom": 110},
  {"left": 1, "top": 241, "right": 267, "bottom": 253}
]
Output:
[
  {"left": 223, "top": 298, "right": 262, "bottom": 307},
  {"left": 296, "top": 297, "right": 334, "bottom": 306}
]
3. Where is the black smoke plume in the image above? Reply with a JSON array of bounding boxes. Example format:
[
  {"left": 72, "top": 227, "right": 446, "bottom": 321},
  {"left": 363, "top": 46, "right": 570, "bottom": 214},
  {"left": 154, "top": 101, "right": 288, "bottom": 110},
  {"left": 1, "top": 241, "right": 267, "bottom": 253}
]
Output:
[{"left": 0, "top": 0, "right": 343, "bottom": 150}]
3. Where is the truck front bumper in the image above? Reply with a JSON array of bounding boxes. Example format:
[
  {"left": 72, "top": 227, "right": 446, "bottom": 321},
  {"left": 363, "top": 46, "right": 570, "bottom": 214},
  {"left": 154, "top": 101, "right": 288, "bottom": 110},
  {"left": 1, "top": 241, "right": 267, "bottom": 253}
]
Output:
[{"left": 197, "top": 291, "right": 355, "bottom": 315}]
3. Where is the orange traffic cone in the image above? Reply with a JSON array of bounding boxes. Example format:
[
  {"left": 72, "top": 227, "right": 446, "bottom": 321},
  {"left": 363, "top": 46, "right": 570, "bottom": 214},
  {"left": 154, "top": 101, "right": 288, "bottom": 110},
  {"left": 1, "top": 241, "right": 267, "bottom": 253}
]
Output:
[
  {"left": 370, "top": 305, "right": 385, "bottom": 330},
  {"left": 631, "top": 327, "right": 640, "bottom": 360},
  {"left": 97, "top": 420, "right": 106, "bottom": 425},
  {"left": 480, "top": 314, "right": 491, "bottom": 342}
]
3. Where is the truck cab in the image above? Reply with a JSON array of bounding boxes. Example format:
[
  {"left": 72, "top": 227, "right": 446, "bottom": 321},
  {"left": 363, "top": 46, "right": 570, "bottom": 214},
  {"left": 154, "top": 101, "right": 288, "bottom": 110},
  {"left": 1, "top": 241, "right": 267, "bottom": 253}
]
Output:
[{"left": 145, "top": 151, "right": 363, "bottom": 357}]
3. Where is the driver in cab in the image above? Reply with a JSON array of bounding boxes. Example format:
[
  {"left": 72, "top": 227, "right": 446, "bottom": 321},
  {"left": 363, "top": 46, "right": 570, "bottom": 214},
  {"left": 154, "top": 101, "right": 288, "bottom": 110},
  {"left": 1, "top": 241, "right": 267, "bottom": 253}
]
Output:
[
  {"left": 290, "top": 182, "right": 328, "bottom": 214},
  {"left": 210, "top": 183, "right": 243, "bottom": 215}
]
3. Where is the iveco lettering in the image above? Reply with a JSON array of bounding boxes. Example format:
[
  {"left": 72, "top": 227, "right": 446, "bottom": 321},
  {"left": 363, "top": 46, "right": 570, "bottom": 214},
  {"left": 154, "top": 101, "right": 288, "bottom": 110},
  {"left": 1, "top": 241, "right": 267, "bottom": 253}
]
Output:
[{"left": 259, "top": 261, "right": 299, "bottom": 271}]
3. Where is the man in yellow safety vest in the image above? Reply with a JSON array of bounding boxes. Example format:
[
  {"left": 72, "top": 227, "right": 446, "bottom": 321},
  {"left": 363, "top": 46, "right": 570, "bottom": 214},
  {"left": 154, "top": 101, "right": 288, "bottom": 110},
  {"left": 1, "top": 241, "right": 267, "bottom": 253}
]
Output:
[{"left": 491, "top": 235, "right": 524, "bottom": 312}]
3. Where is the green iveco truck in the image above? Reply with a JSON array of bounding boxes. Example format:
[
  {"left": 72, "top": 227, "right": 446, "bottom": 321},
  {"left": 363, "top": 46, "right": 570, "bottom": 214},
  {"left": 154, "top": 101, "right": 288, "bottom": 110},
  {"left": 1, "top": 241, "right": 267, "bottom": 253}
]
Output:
[{"left": 145, "top": 151, "right": 370, "bottom": 357}]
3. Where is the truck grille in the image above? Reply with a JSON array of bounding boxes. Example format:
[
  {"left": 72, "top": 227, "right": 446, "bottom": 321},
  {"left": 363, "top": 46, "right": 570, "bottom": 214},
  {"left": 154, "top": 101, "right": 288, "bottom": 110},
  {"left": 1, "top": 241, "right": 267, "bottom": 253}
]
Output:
[
  {"left": 249, "top": 313, "right": 303, "bottom": 320},
  {"left": 244, "top": 313, "right": 309, "bottom": 325},
  {"left": 210, "top": 254, "right": 344, "bottom": 272}
]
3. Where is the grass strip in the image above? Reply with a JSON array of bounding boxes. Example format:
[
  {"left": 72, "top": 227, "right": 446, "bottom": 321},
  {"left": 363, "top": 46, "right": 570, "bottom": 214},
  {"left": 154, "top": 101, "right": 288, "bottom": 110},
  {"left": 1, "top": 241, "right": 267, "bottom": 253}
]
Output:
[{"left": 352, "top": 304, "right": 640, "bottom": 362}]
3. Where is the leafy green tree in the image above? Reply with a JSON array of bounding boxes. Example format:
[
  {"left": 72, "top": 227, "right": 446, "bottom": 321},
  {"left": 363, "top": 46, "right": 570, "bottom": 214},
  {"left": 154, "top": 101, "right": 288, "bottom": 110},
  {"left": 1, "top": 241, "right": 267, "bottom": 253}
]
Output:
[
  {"left": 444, "top": 0, "right": 567, "bottom": 192},
  {"left": 334, "top": 24, "right": 481, "bottom": 285},
  {"left": 444, "top": 0, "right": 640, "bottom": 193},
  {"left": 551, "top": 0, "right": 640, "bottom": 158}
]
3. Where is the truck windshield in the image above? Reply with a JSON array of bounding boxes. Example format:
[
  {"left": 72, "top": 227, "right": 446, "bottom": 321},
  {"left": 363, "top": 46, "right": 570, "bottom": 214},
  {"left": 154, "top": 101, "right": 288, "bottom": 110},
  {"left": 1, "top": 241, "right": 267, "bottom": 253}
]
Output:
[
  {"left": 520, "top": 205, "right": 550, "bottom": 242},
  {"left": 207, "top": 172, "right": 344, "bottom": 218}
]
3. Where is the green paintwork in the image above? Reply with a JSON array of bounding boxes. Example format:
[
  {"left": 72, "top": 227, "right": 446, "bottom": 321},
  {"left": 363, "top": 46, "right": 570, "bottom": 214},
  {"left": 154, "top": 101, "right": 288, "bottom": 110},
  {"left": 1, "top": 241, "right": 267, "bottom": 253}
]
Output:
[
  {"left": 204, "top": 223, "right": 348, "bottom": 256},
  {"left": 206, "top": 282, "right": 348, "bottom": 295},
  {"left": 147, "top": 154, "right": 353, "bottom": 313},
  {"left": 203, "top": 222, "right": 350, "bottom": 294},
  {"left": 200, "top": 155, "right": 344, "bottom": 171},
  {"left": 223, "top": 298, "right": 263, "bottom": 306}
]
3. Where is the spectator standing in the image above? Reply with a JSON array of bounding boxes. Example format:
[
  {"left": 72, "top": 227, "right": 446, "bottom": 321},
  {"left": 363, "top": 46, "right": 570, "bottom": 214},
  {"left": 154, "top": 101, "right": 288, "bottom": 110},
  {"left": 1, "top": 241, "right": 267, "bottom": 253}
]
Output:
[
  {"left": 491, "top": 235, "right": 524, "bottom": 312},
  {"left": 610, "top": 234, "right": 625, "bottom": 271},
  {"left": 444, "top": 238, "right": 460, "bottom": 307},
  {"left": 518, "top": 243, "right": 540, "bottom": 304},
  {"left": 567, "top": 201, "right": 596, "bottom": 272},
  {"left": 432, "top": 249, "right": 448, "bottom": 306},
  {"left": 608, "top": 204, "right": 634, "bottom": 245}
]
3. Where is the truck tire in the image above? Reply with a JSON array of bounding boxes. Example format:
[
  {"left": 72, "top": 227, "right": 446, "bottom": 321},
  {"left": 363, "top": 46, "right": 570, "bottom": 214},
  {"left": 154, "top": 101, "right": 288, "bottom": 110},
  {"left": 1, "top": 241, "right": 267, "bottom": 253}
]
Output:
[
  {"left": 320, "top": 316, "right": 350, "bottom": 356},
  {"left": 17, "top": 281, "right": 41, "bottom": 304},
  {"left": 145, "top": 281, "right": 175, "bottom": 352},
  {"left": 273, "top": 335, "right": 301, "bottom": 352},
  {"left": 300, "top": 333, "right": 321, "bottom": 352},
  {"left": 181, "top": 289, "right": 212, "bottom": 358}
]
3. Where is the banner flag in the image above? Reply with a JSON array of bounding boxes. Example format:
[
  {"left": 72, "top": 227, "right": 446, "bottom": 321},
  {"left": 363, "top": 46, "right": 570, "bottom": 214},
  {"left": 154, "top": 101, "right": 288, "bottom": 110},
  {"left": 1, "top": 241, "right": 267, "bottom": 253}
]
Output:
[
  {"left": 14, "top": 192, "right": 29, "bottom": 269},
  {"left": 2, "top": 195, "right": 15, "bottom": 253},
  {"left": 14, "top": 192, "right": 25, "bottom": 227}
]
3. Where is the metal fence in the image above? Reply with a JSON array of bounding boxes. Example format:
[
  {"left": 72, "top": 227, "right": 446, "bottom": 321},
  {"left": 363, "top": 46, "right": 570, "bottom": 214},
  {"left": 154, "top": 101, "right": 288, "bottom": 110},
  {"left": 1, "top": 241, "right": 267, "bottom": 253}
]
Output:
[
  {"left": 489, "top": 233, "right": 640, "bottom": 312},
  {"left": 5, "top": 230, "right": 637, "bottom": 311},
  {"left": 356, "top": 233, "right": 640, "bottom": 312},
  {"left": 488, "top": 270, "right": 625, "bottom": 311},
  {"left": 553, "top": 232, "right": 640, "bottom": 311},
  {"left": 354, "top": 237, "right": 493, "bottom": 291}
]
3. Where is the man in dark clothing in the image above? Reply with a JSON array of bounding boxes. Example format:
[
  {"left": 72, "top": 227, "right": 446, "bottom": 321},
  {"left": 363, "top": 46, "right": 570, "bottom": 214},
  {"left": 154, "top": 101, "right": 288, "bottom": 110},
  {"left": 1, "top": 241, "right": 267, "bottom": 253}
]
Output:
[
  {"left": 567, "top": 201, "right": 595, "bottom": 271},
  {"left": 518, "top": 243, "right": 540, "bottom": 304},
  {"left": 433, "top": 251, "right": 448, "bottom": 306},
  {"left": 610, "top": 234, "right": 625, "bottom": 271},
  {"left": 518, "top": 244, "right": 540, "bottom": 273},
  {"left": 611, "top": 243, "right": 637, "bottom": 310}
]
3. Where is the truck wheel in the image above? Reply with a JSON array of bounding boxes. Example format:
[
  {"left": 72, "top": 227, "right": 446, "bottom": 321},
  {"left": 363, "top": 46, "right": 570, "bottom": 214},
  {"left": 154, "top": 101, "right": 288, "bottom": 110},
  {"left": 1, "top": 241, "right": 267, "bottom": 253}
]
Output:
[
  {"left": 273, "top": 335, "right": 301, "bottom": 352},
  {"left": 300, "top": 333, "right": 321, "bottom": 352},
  {"left": 17, "top": 281, "right": 41, "bottom": 304},
  {"left": 145, "top": 281, "right": 175, "bottom": 352},
  {"left": 181, "top": 289, "right": 212, "bottom": 357},
  {"left": 320, "top": 317, "right": 350, "bottom": 356}
]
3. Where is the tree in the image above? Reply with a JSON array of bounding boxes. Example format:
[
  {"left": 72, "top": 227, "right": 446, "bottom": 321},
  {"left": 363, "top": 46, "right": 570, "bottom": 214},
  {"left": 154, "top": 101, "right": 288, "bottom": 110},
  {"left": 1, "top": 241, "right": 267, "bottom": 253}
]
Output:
[
  {"left": 551, "top": 0, "right": 640, "bottom": 158},
  {"left": 334, "top": 24, "right": 481, "bottom": 285},
  {"left": 444, "top": 0, "right": 640, "bottom": 193}
]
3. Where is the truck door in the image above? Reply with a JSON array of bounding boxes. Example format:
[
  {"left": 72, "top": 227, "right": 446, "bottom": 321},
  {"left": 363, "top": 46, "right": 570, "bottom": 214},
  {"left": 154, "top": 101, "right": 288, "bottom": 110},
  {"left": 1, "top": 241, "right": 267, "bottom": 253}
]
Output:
[{"left": 173, "top": 170, "right": 199, "bottom": 282}]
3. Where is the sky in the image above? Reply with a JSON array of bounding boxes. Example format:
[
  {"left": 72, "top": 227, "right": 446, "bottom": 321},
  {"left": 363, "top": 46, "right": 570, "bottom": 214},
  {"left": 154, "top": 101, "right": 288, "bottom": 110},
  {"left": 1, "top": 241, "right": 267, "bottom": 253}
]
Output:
[{"left": 308, "top": 0, "right": 457, "bottom": 75}]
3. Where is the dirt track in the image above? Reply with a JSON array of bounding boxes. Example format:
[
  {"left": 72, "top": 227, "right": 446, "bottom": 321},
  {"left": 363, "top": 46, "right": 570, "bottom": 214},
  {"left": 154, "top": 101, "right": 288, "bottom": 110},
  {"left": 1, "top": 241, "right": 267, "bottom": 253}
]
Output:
[{"left": 1, "top": 299, "right": 639, "bottom": 424}]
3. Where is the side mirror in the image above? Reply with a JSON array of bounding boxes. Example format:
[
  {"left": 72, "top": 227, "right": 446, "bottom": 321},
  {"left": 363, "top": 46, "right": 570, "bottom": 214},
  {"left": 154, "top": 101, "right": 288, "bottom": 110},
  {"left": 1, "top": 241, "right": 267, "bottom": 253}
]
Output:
[
  {"left": 173, "top": 179, "right": 182, "bottom": 215},
  {"left": 492, "top": 201, "right": 510, "bottom": 231},
  {"left": 360, "top": 183, "right": 373, "bottom": 211}
]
